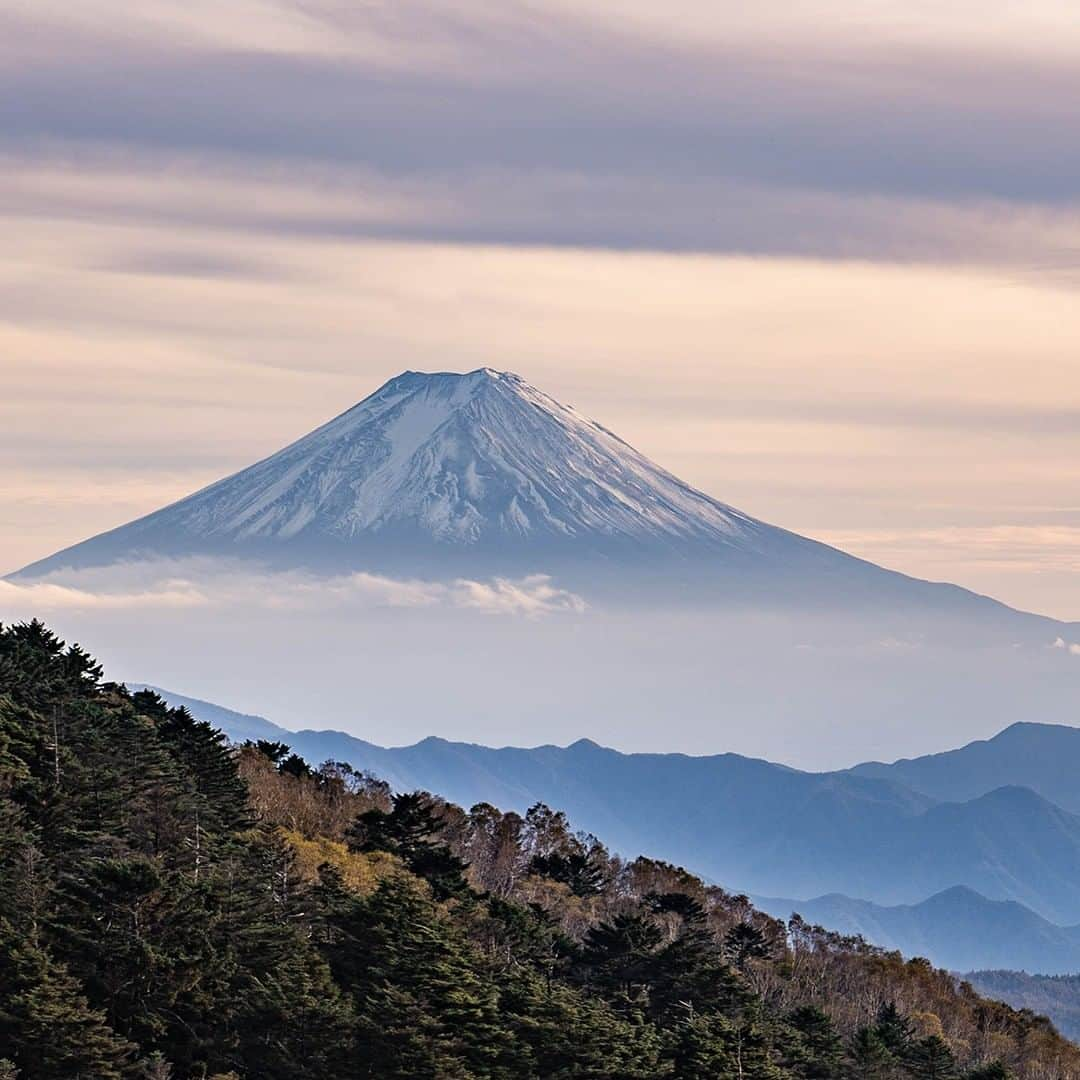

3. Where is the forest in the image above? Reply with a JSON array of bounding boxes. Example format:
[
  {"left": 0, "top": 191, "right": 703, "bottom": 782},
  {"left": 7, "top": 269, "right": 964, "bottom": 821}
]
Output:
[{"left": 1, "top": 619, "right": 1077, "bottom": 1079}]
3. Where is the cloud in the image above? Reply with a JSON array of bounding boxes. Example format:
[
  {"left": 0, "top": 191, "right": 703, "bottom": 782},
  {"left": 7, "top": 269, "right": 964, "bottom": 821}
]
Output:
[
  {"left": 4, "top": 1, "right": 1080, "bottom": 267},
  {"left": 0, "top": 578, "right": 208, "bottom": 612},
  {"left": 7, "top": 147, "right": 1080, "bottom": 272},
  {"left": 1052, "top": 637, "right": 1080, "bottom": 656},
  {"left": 450, "top": 574, "right": 587, "bottom": 617},
  {"left": 0, "top": 559, "right": 585, "bottom": 619}
]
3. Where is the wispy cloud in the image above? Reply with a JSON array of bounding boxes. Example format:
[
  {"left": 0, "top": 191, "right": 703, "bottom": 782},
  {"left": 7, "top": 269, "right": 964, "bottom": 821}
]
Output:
[
  {"left": 0, "top": 559, "right": 585, "bottom": 619},
  {"left": 4, "top": 1, "right": 1080, "bottom": 265}
]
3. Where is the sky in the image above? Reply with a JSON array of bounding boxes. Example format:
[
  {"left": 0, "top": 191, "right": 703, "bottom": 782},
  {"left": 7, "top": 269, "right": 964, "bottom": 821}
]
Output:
[{"left": 4, "top": 0, "right": 1080, "bottom": 627}]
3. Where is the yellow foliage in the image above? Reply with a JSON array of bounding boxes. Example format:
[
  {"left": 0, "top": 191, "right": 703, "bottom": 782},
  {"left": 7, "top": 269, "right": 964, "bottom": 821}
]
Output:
[
  {"left": 282, "top": 829, "right": 397, "bottom": 896},
  {"left": 911, "top": 1011, "right": 945, "bottom": 1039}
]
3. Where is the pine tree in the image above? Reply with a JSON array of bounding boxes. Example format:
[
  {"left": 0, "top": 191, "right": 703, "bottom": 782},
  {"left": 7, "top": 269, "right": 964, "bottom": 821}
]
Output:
[
  {"left": 723, "top": 921, "right": 773, "bottom": 973},
  {"left": 669, "top": 1008, "right": 784, "bottom": 1080},
  {"left": 0, "top": 917, "right": 134, "bottom": 1079},
  {"left": 578, "top": 913, "right": 665, "bottom": 1008},
  {"left": 320, "top": 874, "right": 516, "bottom": 1078},
  {"left": 907, "top": 1036, "right": 960, "bottom": 1080},
  {"left": 348, "top": 792, "right": 471, "bottom": 900},
  {"left": 850, "top": 1026, "right": 896, "bottom": 1080},
  {"left": 500, "top": 968, "right": 663, "bottom": 1078},
  {"left": 784, "top": 1006, "right": 845, "bottom": 1079},
  {"left": 874, "top": 1002, "right": 916, "bottom": 1059}
]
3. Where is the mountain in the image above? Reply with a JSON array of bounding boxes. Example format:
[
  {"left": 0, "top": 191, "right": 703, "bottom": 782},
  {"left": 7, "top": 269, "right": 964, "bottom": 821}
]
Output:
[
  {"left": 850, "top": 722, "right": 1080, "bottom": 813},
  {"left": 755, "top": 886, "right": 1080, "bottom": 975},
  {"left": 11, "top": 369, "right": 1073, "bottom": 636},
  {"left": 9, "top": 620, "right": 1076, "bottom": 1080},
  {"left": 965, "top": 972, "right": 1080, "bottom": 1042},
  {"left": 12, "top": 369, "right": 796, "bottom": 577},
  {"left": 143, "top": 687, "right": 1080, "bottom": 928}
]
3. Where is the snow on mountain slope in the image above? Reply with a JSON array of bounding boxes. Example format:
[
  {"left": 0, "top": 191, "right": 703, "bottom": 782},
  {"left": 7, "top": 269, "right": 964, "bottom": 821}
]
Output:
[
  {"left": 14, "top": 368, "right": 824, "bottom": 576},
  {"left": 169, "top": 368, "right": 761, "bottom": 548},
  {"left": 7, "top": 369, "right": 1075, "bottom": 636}
]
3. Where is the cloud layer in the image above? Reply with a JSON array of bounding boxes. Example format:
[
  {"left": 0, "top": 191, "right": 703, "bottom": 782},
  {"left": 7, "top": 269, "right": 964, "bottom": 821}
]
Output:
[
  {"left": 0, "top": 560, "right": 585, "bottom": 619},
  {"left": 4, "top": 1, "right": 1080, "bottom": 264}
]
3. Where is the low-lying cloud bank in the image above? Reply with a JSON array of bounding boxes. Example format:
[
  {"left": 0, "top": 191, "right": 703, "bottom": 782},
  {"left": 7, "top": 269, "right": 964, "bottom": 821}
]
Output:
[{"left": 0, "top": 559, "right": 586, "bottom": 619}]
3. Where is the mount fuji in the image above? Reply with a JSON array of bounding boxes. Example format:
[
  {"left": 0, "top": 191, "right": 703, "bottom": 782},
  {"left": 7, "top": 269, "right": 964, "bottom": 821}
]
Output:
[{"left": 7, "top": 369, "right": 1074, "bottom": 636}]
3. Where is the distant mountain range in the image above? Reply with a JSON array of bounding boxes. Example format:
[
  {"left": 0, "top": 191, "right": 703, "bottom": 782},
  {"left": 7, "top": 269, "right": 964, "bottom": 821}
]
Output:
[
  {"left": 965, "top": 972, "right": 1080, "bottom": 1041},
  {"left": 849, "top": 722, "right": 1080, "bottom": 814},
  {"left": 755, "top": 887, "right": 1080, "bottom": 976},
  {"left": 136, "top": 686, "right": 1080, "bottom": 973}
]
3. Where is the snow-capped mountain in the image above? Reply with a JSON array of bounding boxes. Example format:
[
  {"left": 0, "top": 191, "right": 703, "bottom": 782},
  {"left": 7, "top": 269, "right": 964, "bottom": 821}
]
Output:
[
  {"left": 7, "top": 369, "right": 1073, "bottom": 634},
  {"left": 133, "top": 368, "right": 764, "bottom": 552},
  {"left": 15, "top": 368, "right": 822, "bottom": 574}
]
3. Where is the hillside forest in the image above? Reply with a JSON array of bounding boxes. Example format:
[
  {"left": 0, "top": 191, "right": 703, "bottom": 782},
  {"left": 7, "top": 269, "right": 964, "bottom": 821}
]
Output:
[{"left": 0, "top": 619, "right": 1076, "bottom": 1079}]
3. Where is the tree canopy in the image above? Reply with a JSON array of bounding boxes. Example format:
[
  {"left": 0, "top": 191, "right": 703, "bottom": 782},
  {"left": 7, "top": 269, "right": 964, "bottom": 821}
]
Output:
[{"left": 0, "top": 619, "right": 1073, "bottom": 1079}]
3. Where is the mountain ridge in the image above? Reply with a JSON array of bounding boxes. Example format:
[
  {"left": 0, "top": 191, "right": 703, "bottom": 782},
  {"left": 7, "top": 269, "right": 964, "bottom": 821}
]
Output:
[
  {"left": 13, "top": 370, "right": 1077, "bottom": 641},
  {"left": 754, "top": 885, "right": 1080, "bottom": 975},
  {"left": 135, "top": 685, "right": 1080, "bottom": 929},
  {"left": 849, "top": 721, "right": 1080, "bottom": 813}
]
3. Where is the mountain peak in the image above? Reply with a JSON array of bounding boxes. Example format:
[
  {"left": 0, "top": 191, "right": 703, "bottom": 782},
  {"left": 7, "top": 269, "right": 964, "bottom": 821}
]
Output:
[{"left": 16, "top": 367, "right": 780, "bottom": 577}]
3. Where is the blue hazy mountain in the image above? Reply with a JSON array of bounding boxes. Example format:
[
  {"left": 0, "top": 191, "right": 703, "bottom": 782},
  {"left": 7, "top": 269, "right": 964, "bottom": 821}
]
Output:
[
  {"left": 139, "top": 687, "right": 1080, "bottom": 933},
  {"left": 965, "top": 972, "right": 1080, "bottom": 1041},
  {"left": 755, "top": 887, "right": 1080, "bottom": 976},
  {"left": 850, "top": 721, "right": 1080, "bottom": 813}
]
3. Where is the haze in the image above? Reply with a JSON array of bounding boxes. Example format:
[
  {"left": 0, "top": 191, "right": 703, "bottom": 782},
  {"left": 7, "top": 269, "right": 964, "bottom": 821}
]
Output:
[{"left": 3, "top": 1, "right": 1080, "bottom": 766}]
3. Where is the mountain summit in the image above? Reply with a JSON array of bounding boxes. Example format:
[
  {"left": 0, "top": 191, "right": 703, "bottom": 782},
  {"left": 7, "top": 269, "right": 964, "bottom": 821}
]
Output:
[
  {"left": 14, "top": 368, "right": 827, "bottom": 577},
  {"left": 7, "top": 369, "right": 1072, "bottom": 634}
]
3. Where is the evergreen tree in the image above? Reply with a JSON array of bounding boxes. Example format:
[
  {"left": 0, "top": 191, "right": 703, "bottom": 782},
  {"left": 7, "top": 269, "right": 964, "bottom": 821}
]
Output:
[
  {"left": 0, "top": 917, "right": 134, "bottom": 1079},
  {"left": 724, "top": 921, "right": 774, "bottom": 973},
  {"left": 348, "top": 792, "right": 471, "bottom": 900},
  {"left": 874, "top": 1002, "right": 916, "bottom": 1060},
  {"left": 530, "top": 850, "right": 607, "bottom": 897},
  {"left": 320, "top": 874, "right": 516, "bottom": 1078},
  {"left": 785, "top": 1006, "right": 845, "bottom": 1079},
  {"left": 669, "top": 1008, "right": 784, "bottom": 1080},
  {"left": 501, "top": 968, "right": 663, "bottom": 1079},
  {"left": 906, "top": 1036, "right": 961, "bottom": 1080},
  {"left": 578, "top": 913, "right": 665, "bottom": 1008},
  {"left": 850, "top": 1026, "right": 897, "bottom": 1080}
]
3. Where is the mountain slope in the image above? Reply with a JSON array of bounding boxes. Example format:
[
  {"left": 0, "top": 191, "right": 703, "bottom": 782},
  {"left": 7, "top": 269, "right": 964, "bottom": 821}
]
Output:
[
  {"left": 850, "top": 722, "right": 1080, "bottom": 813},
  {"left": 9, "top": 621, "right": 1076, "bottom": 1080},
  {"left": 12, "top": 369, "right": 1073, "bottom": 637},
  {"left": 755, "top": 887, "right": 1080, "bottom": 975},
  {"left": 966, "top": 972, "right": 1080, "bottom": 1042},
  {"left": 145, "top": 687, "right": 1080, "bottom": 927},
  {"left": 15, "top": 369, "right": 782, "bottom": 575}
]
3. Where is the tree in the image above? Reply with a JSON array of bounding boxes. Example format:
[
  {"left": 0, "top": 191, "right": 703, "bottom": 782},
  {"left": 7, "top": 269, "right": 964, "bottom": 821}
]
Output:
[
  {"left": 320, "top": 875, "right": 516, "bottom": 1078},
  {"left": 724, "top": 921, "right": 773, "bottom": 973},
  {"left": 669, "top": 1008, "right": 784, "bottom": 1080},
  {"left": 578, "top": 913, "right": 665, "bottom": 1007},
  {"left": 530, "top": 850, "right": 608, "bottom": 897},
  {"left": 850, "top": 1027, "right": 896, "bottom": 1080},
  {"left": 501, "top": 968, "right": 663, "bottom": 1078},
  {"left": 0, "top": 918, "right": 134, "bottom": 1079},
  {"left": 784, "top": 1006, "right": 844, "bottom": 1079},
  {"left": 874, "top": 1002, "right": 916, "bottom": 1059},
  {"left": 348, "top": 792, "right": 471, "bottom": 900},
  {"left": 907, "top": 1036, "right": 960, "bottom": 1080}
]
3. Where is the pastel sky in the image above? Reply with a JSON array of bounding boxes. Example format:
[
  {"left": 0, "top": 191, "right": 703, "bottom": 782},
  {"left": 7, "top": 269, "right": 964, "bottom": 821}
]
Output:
[{"left": 4, "top": 0, "right": 1080, "bottom": 620}]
